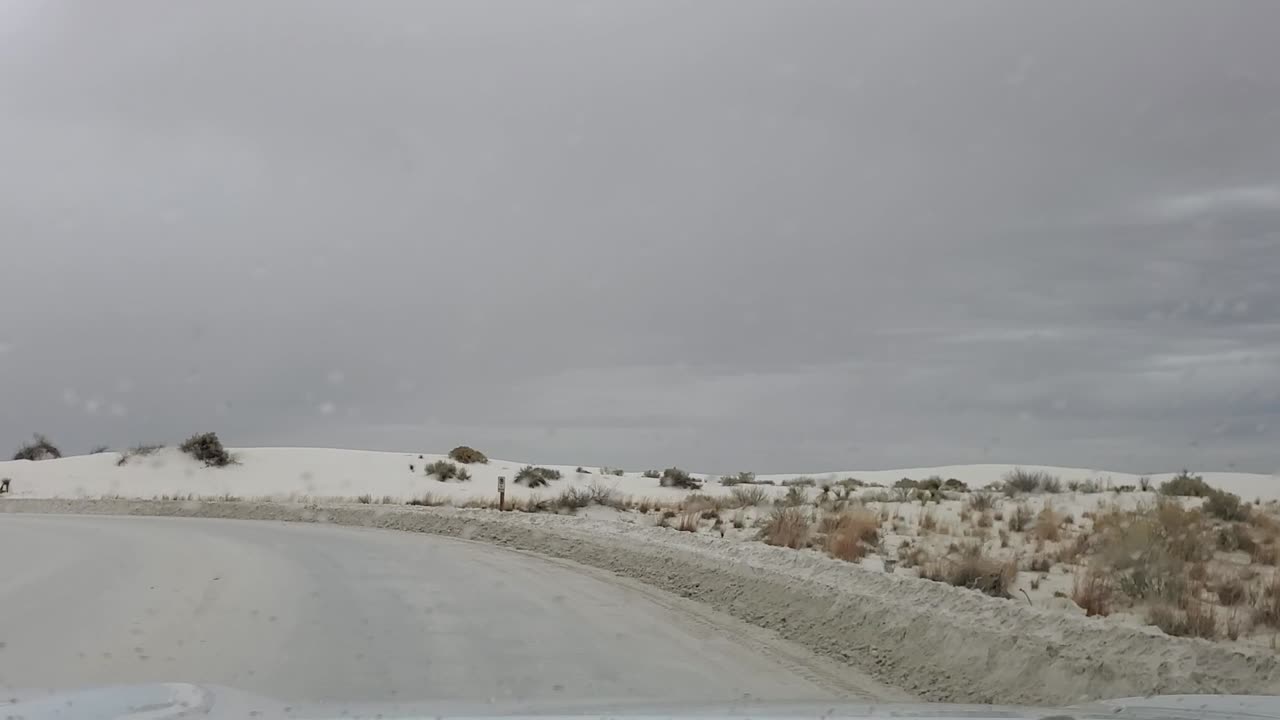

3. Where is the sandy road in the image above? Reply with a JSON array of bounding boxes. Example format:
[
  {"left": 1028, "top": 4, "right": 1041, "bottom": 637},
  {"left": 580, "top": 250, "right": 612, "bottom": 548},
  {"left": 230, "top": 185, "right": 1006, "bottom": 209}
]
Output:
[{"left": 0, "top": 514, "right": 886, "bottom": 704}]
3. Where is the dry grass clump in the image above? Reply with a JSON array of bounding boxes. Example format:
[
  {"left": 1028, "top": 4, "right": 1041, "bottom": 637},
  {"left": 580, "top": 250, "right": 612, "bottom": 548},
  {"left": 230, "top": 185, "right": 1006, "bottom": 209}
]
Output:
[
  {"left": 1002, "top": 468, "right": 1062, "bottom": 495},
  {"left": 1072, "top": 568, "right": 1114, "bottom": 616},
  {"left": 760, "top": 507, "right": 810, "bottom": 549},
  {"left": 1033, "top": 505, "right": 1062, "bottom": 542},
  {"left": 819, "top": 508, "right": 880, "bottom": 562},
  {"left": 1147, "top": 600, "right": 1218, "bottom": 639},
  {"left": 967, "top": 492, "right": 997, "bottom": 512},
  {"left": 1008, "top": 503, "right": 1033, "bottom": 532},
  {"left": 425, "top": 459, "right": 468, "bottom": 481},
  {"left": 922, "top": 544, "right": 1017, "bottom": 598},
  {"left": 729, "top": 484, "right": 770, "bottom": 507}
]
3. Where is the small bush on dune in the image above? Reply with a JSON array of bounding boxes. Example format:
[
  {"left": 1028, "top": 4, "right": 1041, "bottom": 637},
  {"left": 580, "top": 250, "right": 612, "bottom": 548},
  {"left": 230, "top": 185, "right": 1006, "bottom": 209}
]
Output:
[
  {"left": 761, "top": 507, "right": 810, "bottom": 549},
  {"left": 555, "top": 486, "right": 593, "bottom": 510},
  {"left": 820, "top": 509, "right": 880, "bottom": 562},
  {"left": 116, "top": 443, "right": 165, "bottom": 466},
  {"left": 601, "top": 466, "right": 625, "bottom": 476},
  {"left": 1008, "top": 503, "right": 1033, "bottom": 532},
  {"left": 89, "top": 445, "right": 110, "bottom": 454},
  {"left": 514, "top": 465, "right": 562, "bottom": 488},
  {"left": 448, "top": 446, "right": 487, "bottom": 464},
  {"left": 922, "top": 546, "right": 1017, "bottom": 598},
  {"left": 1072, "top": 569, "right": 1114, "bottom": 616},
  {"left": 1034, "top": 506, "right": 1062, "bottom": 542},
  {"left": 658, "top": 467, "right": 701, "bottom": 489},
  {"left": 13, "top": 434, "right": 61, "bottom": 461},
  {"left": 894, "top": 478, "right": 918, "bottom": 489},
  {"left": 778, "top": 485, "right": 807, "bottom": 507},
  {"left": 720, "top": 471, "right": 756, "bottom": 486},
  {"left": 1204, "top": 489, "right": 1249, "bottom": 522},
  {"left": 1001, "top": 468, "right": 1061, "bottom": 495},
  {"left": 425, "top": 459, "right": 462, "bottom": 481},
  {"left": 730, "top": 484, "right": 770, "bottom": 507},
  {"left": 783, "top": 476, "right": 817, "bottom": 487},
  {"left": 642, "top": 469, "right": 660, "bottom": 479},
  {"left": 967, "top": 492, "right": 997, "bottom": 512},
  {"left": 1160, "top": 470, "right": 1212, "bottom": 498},
  {"left": 179, "top": 432, "right": 233, "bottom": 467},
  {"left": 1147, "top": 601, "right": 1217, "bottom": 639}
]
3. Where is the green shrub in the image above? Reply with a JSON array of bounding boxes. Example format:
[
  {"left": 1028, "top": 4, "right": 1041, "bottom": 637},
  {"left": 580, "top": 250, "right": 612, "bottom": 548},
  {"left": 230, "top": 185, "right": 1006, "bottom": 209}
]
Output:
[
  {"left": 1160, "top": 470, "right": 1212, "bottom": 497},
  {"left": 515, "top": 465, "right": 562, "bottom": 488},
  {"left": 425, "top": 460, "right": 461, "bottom": 481},
  {"left": 12, "top": 434, "right": 61, "bottom": 461},
  {"left": 179, "top": 432, "right": 233, "bottom": 467},
  {"left": 894, "top": 478, "right": 918, "bottom": 489},
  {"left": 448, "top": 446, "right": 488, "bottom": 464},
  {"left": 1204, "top": 489, "right": 1249, "bottom": 521}
]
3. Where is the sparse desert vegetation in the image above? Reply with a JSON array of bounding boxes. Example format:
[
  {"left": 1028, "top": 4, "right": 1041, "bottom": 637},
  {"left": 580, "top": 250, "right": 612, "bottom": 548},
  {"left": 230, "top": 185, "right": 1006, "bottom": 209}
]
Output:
[
  {"left": 179, "top": 432, "right": 233, "bottom": 467},
  {"left": 448, "top": 446, "right": 488, "bottom": 464},
  {"left": 514, "top": 465, "right": 562, "bottom": 488},
  {"left": 12, "top": 434, "right": 61, "bottom": 461}
]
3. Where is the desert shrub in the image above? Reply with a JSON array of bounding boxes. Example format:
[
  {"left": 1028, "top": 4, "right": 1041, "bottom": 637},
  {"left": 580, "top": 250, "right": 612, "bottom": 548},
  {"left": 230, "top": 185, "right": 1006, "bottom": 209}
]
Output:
[
  {"left": 1216, "top": 523, "right": 1256, "bottom": 553},
  {"left": 555, "top": 486, "right": 594, "bottom": 510},
  {"left": 730, "top": 485, "right": 770, "bottom": 507},
  {"left": 514, "top": 465, "right": 562, "bottom": 488},
  {"left": 1204, "top": 489, "right": 1249, "bottom": 522},
  {"left": 642, "top": 469, "right": 660, "bottom": 479},
  {"left": 676, "top": 512, "right": 700, "bottom": 532},
  {"left": 1033, "top": 506, "right": 1062, "bottom": 542},
  {"left": 1090, "top": 500, "right": 1209, "bottom": 602},
  {"left": 966, "top": 492, "right": 997, "bottom": 512},
  {"left": 1008, "top": 503, "right": 1033, "bottom": 532},
  {"left": 894, "top": 478, "right": 918, "bottom": 489},
  {"left": 720, "top": 472, "right": 756, "bottom": 486},
  {"left": 457, "top": 467, "right": 472, "bottom": 482},
  {"left": 658, "top": 467, "right": 701, "bottom": 489},
  {"left": 179, "top": 432, "right": 233, "bottom": 467},
  {"left": 116, "top": 443, "right": 165, "bottom": 466},
  {"left": 1139, "top": 476, "right": 1153, "bottom": 492},
  {"left": 919, "top": 511, "right": 938, "bottom": 532},
  {"left": 778, "top": 485, "right": 807, "bottom": 507},
  {"left": 1072, "top": 569, "right": 1114, "bottom": 617},
  {"left": 425, "top": 459, "right": 461, "bottom": 481},
  {"left": 1160, "top": 470, "right": 1212, "bottom": 498},
  {"left": 1253, "top": 576, "right": 1280, "bottom": 628},
  {"left": 821, "top": 509, "right": 880, "bottom": 562},
  {"left": 760, "top": 507, "right": 810, "bottom": 549},
  {"left": 12, "top": 434, "right": 61, "bottom": 461},
  {"left": 922, "top": 546, "right": 1017, "bottom": 598},
  {"left": 356, "top": 494, "right": 373, "bottom": 504},
  {"left": 448, "top": 446, "right": 487, "bottom": 464},
  {"left": 89, "top": 445, "right": 110, "bottom": 454},
  {"left": 943, "top": 478, "right": 970, "bottom": 492},
  {"left": 1214, "top": 575, "right": 1247, "bottom": 606},
  {"left": 1147, "top": 602, "right": 1217, "bottom": 639},
  {"left": 782, "top": 476, "right": 817, "bottom": 487},
  {"left": 975, "top": 511, "right": 993, "bottom": 528},
  {"left": 600, "top": 466, "right": 625, "bottom": 476},
  {"left": 1001, "top": 468, "right": 1061, "bottom": 495}
]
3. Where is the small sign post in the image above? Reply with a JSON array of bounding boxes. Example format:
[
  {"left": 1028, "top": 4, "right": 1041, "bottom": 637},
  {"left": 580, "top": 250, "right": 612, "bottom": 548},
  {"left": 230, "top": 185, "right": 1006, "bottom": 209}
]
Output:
[{"left": 498, "top": 476, "right": 506, "bottom": 511}]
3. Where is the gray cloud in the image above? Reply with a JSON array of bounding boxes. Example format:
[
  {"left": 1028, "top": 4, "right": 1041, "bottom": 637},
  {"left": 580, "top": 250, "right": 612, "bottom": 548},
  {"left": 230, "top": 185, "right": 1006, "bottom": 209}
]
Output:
[{"left": 2, "top": 0, "right": 1279, "bottom": 474}]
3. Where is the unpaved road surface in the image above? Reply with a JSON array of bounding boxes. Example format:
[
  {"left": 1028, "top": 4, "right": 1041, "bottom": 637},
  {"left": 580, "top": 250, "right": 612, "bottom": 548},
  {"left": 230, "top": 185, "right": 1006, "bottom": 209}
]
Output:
[{"left": 0, "top": 515, "right": 885, "bottom": 703}]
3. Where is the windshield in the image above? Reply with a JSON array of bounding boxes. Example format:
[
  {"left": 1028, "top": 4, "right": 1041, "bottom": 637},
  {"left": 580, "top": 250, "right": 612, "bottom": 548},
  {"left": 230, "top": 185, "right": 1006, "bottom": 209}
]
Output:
[{"left": 2, "top": 1, "right": 1278, "bottom": 716}]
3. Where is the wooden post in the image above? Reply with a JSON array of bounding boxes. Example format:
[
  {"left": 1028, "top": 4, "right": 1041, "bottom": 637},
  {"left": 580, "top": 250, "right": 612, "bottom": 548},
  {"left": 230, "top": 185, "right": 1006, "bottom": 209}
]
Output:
[{"left": 498, "top": 476, "right": 506, "bottom": 511}]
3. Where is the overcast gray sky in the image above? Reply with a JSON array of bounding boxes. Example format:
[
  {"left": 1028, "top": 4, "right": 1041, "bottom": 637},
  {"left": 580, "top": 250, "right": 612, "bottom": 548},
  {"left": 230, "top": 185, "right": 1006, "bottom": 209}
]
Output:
[{"left": 2, "top": 1, "right": 1279, "bottom": 474}]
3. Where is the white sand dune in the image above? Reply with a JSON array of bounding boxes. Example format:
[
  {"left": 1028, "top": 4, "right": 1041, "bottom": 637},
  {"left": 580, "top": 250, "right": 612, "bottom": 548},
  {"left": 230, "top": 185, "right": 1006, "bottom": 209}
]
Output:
[{"left": 2, "top": 446, "right": 1277, "bottom": 502}]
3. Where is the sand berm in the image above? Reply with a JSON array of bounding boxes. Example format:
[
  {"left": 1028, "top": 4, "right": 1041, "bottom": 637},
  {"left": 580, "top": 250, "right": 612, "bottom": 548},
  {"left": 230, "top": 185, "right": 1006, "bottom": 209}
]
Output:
[{"left": 5, "top": 497, "right": 1279, "bottom": 705}]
